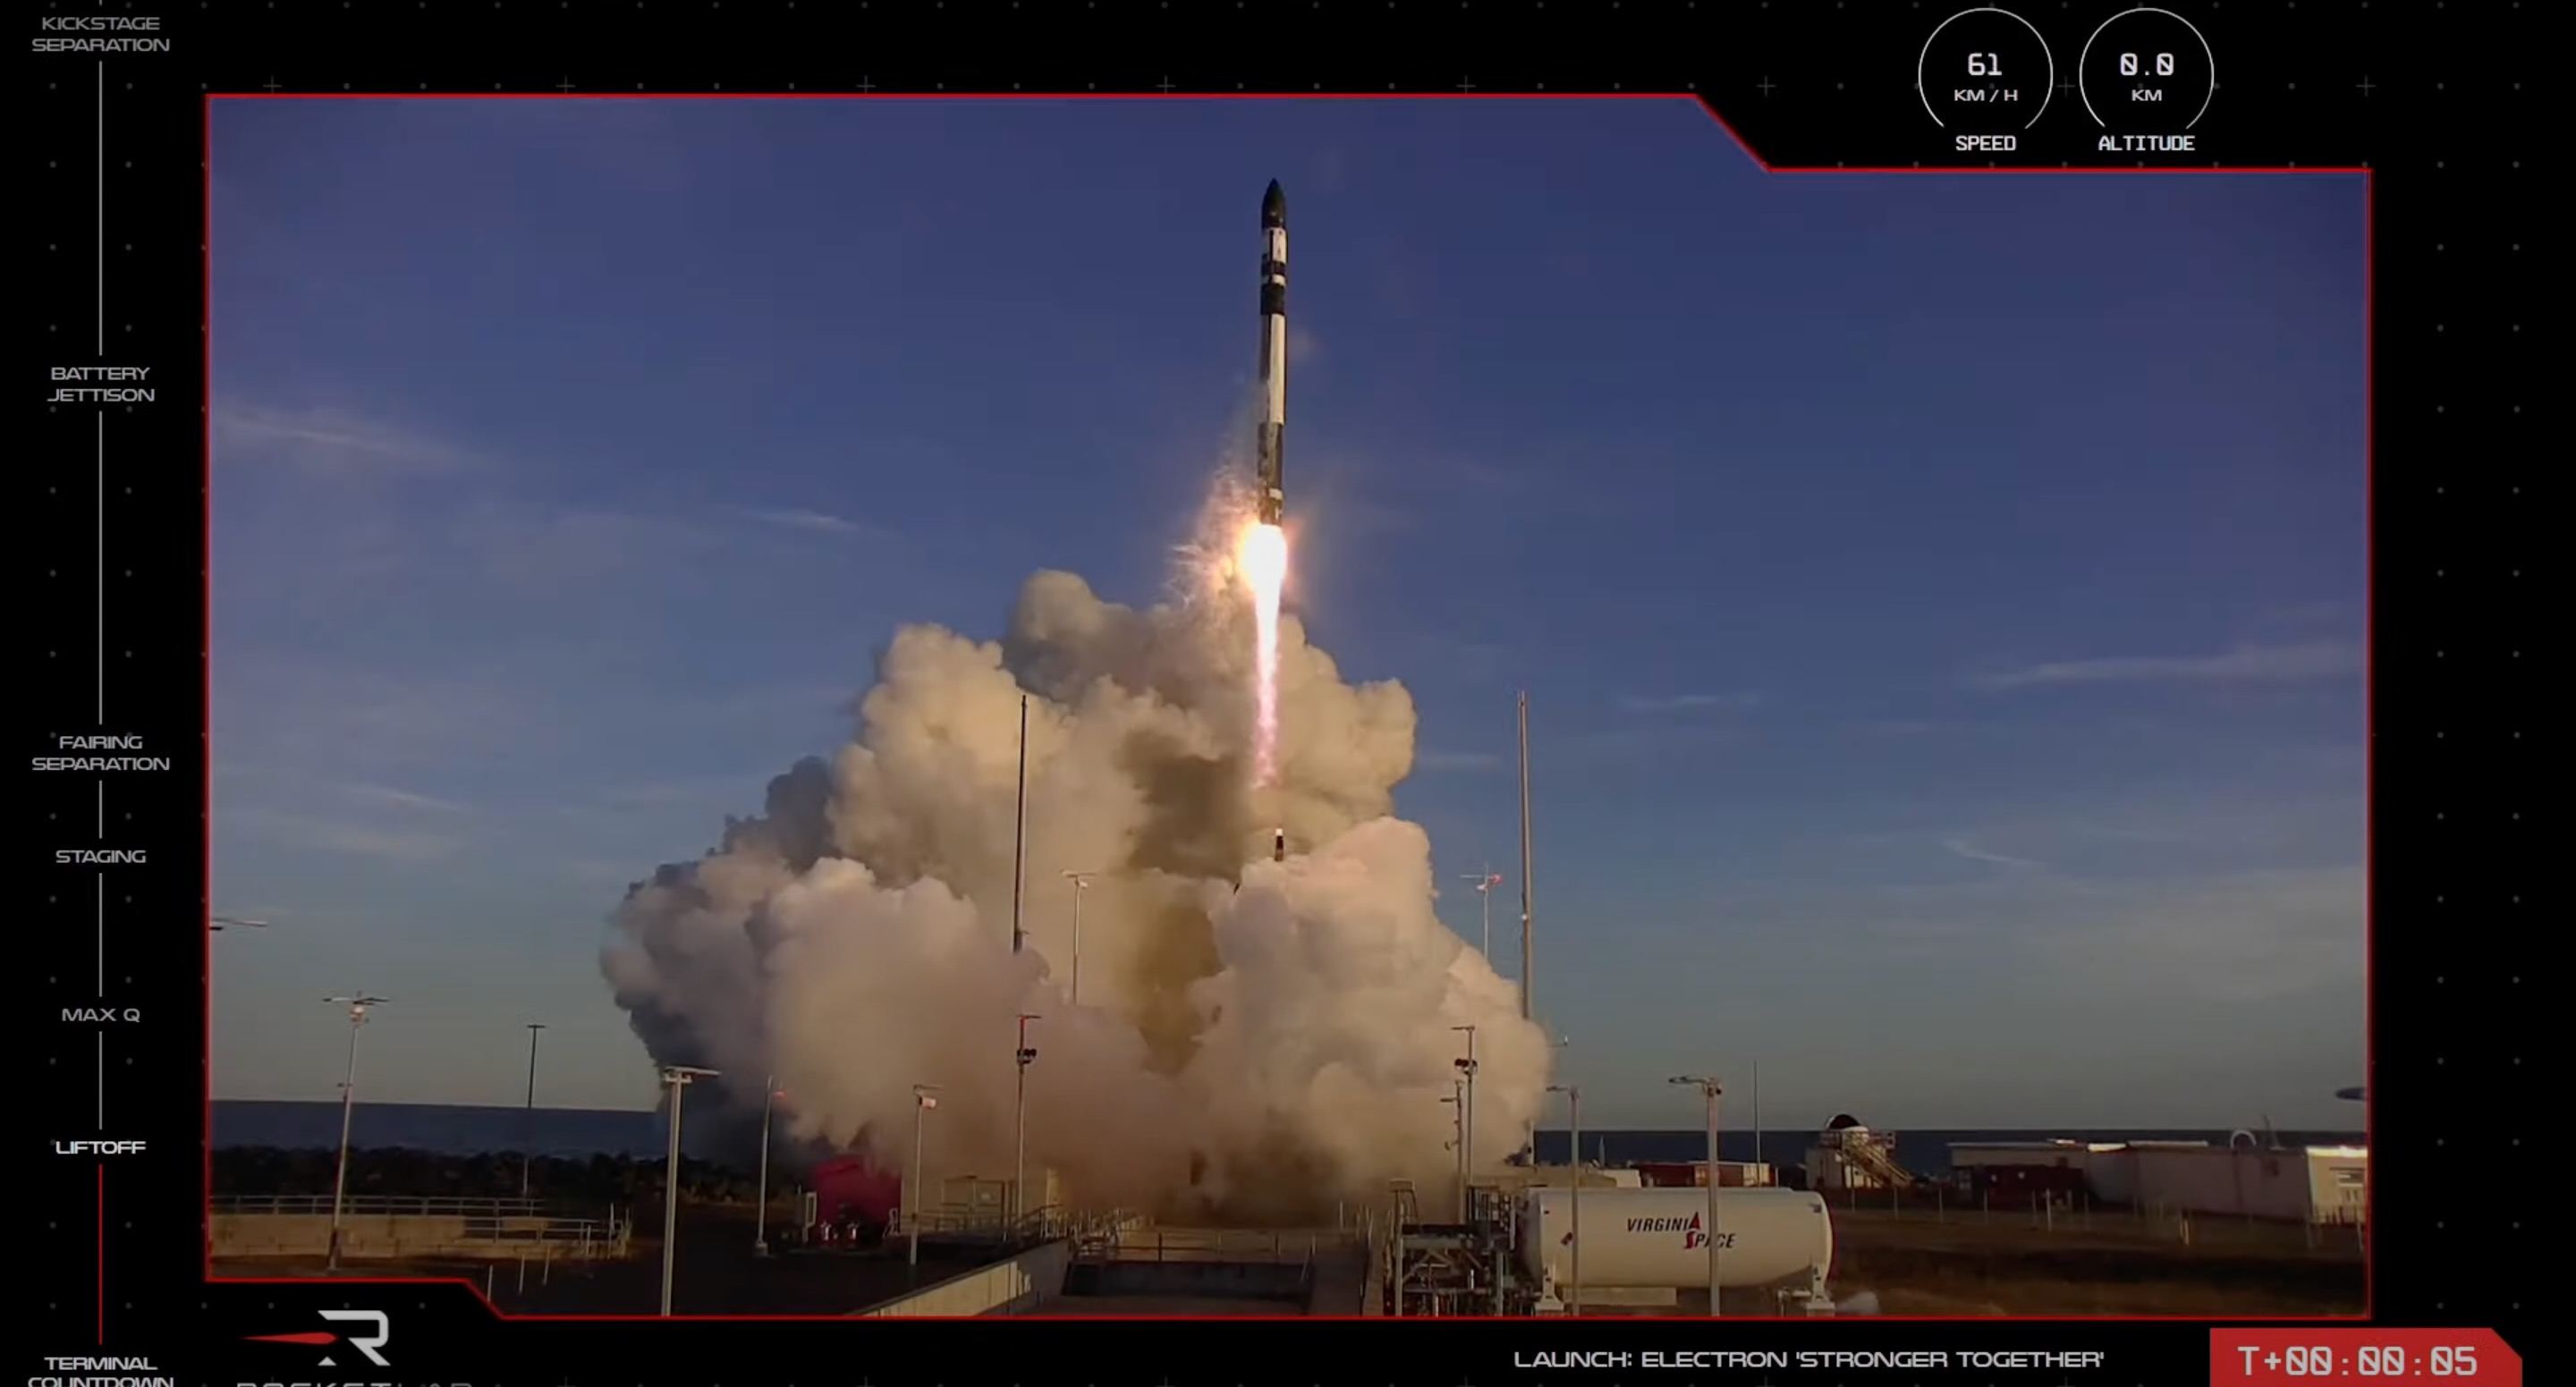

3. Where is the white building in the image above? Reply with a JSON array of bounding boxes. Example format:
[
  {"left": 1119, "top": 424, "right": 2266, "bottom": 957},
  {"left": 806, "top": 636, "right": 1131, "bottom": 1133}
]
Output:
[{"left": 2095, "top": 1142, "right": 2367, "bottom": 1224}]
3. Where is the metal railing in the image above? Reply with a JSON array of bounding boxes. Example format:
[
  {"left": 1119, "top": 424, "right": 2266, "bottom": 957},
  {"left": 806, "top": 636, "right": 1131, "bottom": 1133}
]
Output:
[
  {"left": 211, "top": 1195, "right": 627, "bottom": 1250},
  {"left": 888, "top": 1203, "right": 1123, "bottom": 1245},
  {"left": 214, "top": 1194, "right": 551, "bottom": 1217},
  {"left": 1077, "top": 1225, "right": 1335, "bottom": 1265}
]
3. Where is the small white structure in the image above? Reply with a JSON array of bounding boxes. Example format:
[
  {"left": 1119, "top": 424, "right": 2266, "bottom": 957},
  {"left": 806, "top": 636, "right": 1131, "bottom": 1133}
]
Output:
[{"left": 1804, "top": 1115, "right": 1915, "bottom": 1190}]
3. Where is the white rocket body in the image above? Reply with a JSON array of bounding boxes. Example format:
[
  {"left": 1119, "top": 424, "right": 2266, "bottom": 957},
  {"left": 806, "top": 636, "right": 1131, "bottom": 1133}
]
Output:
[{"left": 1254, "top": 181, "right": 1288, "bottom": 526}]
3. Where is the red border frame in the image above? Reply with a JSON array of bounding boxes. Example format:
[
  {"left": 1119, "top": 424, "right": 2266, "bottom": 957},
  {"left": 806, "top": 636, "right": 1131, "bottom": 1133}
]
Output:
[{"left": 197, "top": 91, "right": 2374, "bottom": 1325}]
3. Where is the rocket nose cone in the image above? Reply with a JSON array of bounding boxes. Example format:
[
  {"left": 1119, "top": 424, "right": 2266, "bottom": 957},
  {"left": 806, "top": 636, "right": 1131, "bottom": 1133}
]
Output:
[{"left": 1262, "top": 180, "right": 1287, "bottom": 227}]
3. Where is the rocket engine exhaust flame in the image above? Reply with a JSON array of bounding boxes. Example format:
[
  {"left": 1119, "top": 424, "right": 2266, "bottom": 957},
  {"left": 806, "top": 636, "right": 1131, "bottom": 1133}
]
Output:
[{"left": 1239, "top": 520, "right": 1287, "bottom": 787}]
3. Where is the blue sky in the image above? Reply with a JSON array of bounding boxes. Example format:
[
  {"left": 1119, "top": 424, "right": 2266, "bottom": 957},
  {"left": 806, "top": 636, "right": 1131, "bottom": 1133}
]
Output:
[{"left": 208, "top": 98, "right": 2365, "bottom": 1131}]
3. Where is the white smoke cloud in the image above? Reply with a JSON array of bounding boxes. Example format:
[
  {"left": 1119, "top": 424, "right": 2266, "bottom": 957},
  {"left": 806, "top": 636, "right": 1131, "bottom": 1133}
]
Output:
[{"left": 600, "top": 555, "right": 1549, "bottom": 1222}]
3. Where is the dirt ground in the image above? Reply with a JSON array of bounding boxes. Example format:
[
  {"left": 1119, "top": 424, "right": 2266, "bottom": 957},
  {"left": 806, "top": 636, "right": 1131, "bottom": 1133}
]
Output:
[{"left": 1818, "top": 1204, "right": 2367, "bottom": 1316}]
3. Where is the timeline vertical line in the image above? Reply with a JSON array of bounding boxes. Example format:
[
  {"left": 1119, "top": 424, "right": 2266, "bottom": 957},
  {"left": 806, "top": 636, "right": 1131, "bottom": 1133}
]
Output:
[
  {"left": 97, "top": 414, "right": 106, "bottom": 726},
  {"left": 96, "top": 61, "right": 106, "bottom": 358},
  {"left": 96, "top": 1167, "right": 106, "bottom": 1343}
]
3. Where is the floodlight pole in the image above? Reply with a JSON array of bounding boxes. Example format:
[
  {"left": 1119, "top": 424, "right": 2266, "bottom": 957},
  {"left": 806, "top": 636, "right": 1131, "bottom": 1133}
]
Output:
[
  {"left": 753, "top": 1077, "right": 780, "bottom": 1255},
  {"left": 323, "top": 994, "right": 387, "bottom": 1272},
  {"left": 657, "top": 1064, "right": 718, "bottom": 1315},
  {"left": 1452, "top": 1025, "right": 1479, "bottom": 1222},
  {"left": 1671, "top": 1074, "right": 1724, "bottom": 1315},
  {"left": 520, "top": 1023, "right": 545, "bottom": 1199},
  {"left": 1013, "top": 1014, "right": 1041, "bottom": 1230},
  {"left": 1461, "top": 868, "right": 1501, "bottom": 960},
  {"left": 1061, "top": 871, "right": 1096, "bottom": 1004},
  {"left": 908, "top": 1084, "right": 940, "bottom": 1268},
  {"left": 1550, "top": 1083, "right": 1582, "bottom": 1315}
]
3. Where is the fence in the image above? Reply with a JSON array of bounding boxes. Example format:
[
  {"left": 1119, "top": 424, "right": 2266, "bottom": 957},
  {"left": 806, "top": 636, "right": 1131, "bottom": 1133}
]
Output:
[{"left": 210, "top": 1195, "right": 630, "bottom": 1259}]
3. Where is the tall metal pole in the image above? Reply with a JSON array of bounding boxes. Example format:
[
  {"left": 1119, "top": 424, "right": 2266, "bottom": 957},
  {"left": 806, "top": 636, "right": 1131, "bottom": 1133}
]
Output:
[
  {"left": 657, "top": 1064, "right": 716, "bottom": 1316},
  {"left": 1388, "top": 1180, "right": 1410, "bottom": 1317},
  {"left": 661, "top": 1078, "right": 684, "bottom": 1314},
  {"left": 1452, "top": 1026, "right": 1478, "bottom": 1222},
  {"left": 520, "top": 1023, "right": 545, "bottom": 1199},
  {"left": 1751, "top": 1061, "right": 1763, "bottom": 1182},
  {"left": 1566, "top": 1085, "right": 1583, "bottom": 1315},
  {"left": 1705, "top": 1084, "right": 1722, "bottom": 1314},
  {"left": 1012, "top": 693, "right": 1030, "bottom": 955},
  {"left": 753, "top": 1077, "right": 775, "bottom": 1255},
  {"left": 1461, "top": 869, "right": 1499, "bottom": 960},
  {"left": 1013, "top": 1014, "right": 1040, "bottom": 1229},
  {"left": 1061, "top": 871, "right": 1094, "bottom": 1004},
  {"left": 1516, "top": 694, "right": 1534, "bottom": 1021},
  {"left": 324, "top": 994, "right": 386, "bottom": 1272},
  {"left": 1671, "top": 1075, "right": 1724, "bottom": 1315},
  {"left": 1483, "top": 867, "right": 1493, "bottom": 959},
  {"left": 907, "top": 1084, "right": 938, "bottom": 1268},
  {"left": 1444, "top": 1085, "right": 1464, "bottom": 1220}
]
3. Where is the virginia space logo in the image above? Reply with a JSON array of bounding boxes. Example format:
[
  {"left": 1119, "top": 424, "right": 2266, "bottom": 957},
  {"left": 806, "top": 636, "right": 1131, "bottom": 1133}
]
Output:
[
  {"left": 242, "top": 1310, "right": 391, "bottom": 1367},
  {"left": 1623, "top": 1211, "right": 1738, "bottom": 1251}
]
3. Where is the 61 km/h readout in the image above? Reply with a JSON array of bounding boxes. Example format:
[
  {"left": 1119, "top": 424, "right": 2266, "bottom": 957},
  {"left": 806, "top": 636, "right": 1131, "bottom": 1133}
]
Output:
[{"left": 1919, "top": 7, "right": 2055, "bottom": 149}]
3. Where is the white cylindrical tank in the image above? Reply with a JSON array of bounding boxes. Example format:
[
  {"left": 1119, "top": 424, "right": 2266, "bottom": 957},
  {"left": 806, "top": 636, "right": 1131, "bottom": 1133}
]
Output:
[{"left": 1519, "top": 1187, "right": 1833, "bottom": 1290}]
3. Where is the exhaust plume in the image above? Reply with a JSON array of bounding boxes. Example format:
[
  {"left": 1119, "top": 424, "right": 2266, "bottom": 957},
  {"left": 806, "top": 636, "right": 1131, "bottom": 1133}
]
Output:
[{"left": 601, "top": 543, "right": 1552, "bottom": 1222}]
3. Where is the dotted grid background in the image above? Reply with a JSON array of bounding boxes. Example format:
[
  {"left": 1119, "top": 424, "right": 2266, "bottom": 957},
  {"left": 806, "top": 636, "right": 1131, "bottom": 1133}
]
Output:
[{"left": 21, "top": 2, "right": 2533, "bottom": 1383}]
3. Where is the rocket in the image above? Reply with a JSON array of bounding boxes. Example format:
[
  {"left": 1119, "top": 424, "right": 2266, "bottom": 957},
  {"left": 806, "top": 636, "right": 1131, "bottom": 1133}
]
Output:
[
  {"left": 1273, "top": 826, "right": 1287, "bottom": 862},
  {"left": 1253, "top": 180, "right": 1289, "bottom": 526}
]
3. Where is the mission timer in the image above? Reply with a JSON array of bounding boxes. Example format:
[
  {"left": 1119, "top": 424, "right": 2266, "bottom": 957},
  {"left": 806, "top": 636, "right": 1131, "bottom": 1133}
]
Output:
[
  {"left": 2209, "top": 1328, "right": 2524, "bottom": 1386},
  {"left": 2079, "top": 5, "right": 2216, "bottom": 132},
  {"left": 1919, "top": 7, "right": 2055, "bottom": 140}
]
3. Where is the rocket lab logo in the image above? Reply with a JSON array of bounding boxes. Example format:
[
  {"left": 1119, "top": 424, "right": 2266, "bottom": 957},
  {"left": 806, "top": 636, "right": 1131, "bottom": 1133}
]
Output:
[{"left": 243, "top": 1310, "right": 392, "bottom": 1366}]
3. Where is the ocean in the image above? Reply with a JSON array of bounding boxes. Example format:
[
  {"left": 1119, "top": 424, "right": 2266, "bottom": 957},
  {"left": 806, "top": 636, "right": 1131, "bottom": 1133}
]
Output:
[{"left": 211, "top": 1100, "right": 2360, "bottom": 1177}]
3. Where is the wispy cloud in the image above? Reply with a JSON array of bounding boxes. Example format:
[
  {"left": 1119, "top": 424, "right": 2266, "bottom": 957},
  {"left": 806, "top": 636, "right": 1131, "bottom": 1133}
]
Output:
[
  {"left": 1414, "top": 749, "right": 1501, "bottom": 773},
  {"left": 2037, "top": 867, "right": 2364, "bottom": 1004},
  {"left": 1618, "top": 691, "right": 1760, "bottom": 715},
  {"left": 1557, "top": 720, "right": 1741, "bottom": 765},
  {"left": 337, "top": 782, "right": 469, "bottom": 814},
  {"left": 215, "top": 405, "right": 480, "bottom": 476},
  {"left": 1941, "top": 837, "right": 2044, "bottom": 870},
  {"left": 225, "top": 808, "right": 462, "bottom": 863},
  {"left": 738, "top": 507, "right": 874, "bottom": 536},
  {"left": 1970, "top": 640, "right": 2360, "bottom": 690}
]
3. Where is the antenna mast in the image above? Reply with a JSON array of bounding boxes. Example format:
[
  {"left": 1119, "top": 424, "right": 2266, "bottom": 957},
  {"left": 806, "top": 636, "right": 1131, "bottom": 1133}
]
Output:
[{"left": 1517, "top": 691, "right": 1534, "bottom": 1021}]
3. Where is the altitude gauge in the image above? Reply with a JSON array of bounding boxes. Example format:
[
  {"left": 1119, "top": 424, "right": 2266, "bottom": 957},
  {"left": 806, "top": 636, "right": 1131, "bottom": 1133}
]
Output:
[
  {"left": 1919, "top": 8, "right": 2055, "bottom": 135},
  {"left": 2078, "top": 7, "right": 2216, "bottom": 131}
]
